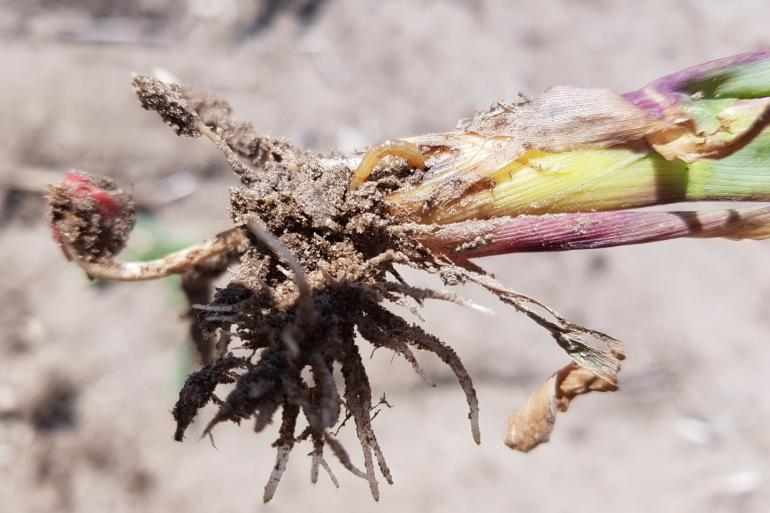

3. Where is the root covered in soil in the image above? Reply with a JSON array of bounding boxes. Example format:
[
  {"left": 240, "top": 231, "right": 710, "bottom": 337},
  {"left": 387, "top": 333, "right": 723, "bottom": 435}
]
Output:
[{"left": 47, "top": 74, "right": 627, "bottom": 502}]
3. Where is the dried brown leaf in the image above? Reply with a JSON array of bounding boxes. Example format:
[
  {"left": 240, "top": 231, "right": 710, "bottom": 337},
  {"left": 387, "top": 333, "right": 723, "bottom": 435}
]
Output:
[{"left": 504, "top": 362, "right": 618, "bottom": 452}]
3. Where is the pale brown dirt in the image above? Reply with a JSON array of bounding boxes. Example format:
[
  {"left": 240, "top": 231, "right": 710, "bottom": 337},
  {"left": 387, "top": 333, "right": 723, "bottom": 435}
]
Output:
[{"left": 1, "top": 1, "right": 769, "bottom": 512}]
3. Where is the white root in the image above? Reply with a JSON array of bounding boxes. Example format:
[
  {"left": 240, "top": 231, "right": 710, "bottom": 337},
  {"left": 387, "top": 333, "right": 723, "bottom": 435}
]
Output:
[{"left": 64, "top": 227, "right": 249, "bottom": 281}]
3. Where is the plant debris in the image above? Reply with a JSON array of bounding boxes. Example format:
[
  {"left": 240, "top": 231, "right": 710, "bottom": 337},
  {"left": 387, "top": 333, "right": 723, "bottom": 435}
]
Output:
[{"left": 504, "top": 362, "right": 617, "bottom": 452}]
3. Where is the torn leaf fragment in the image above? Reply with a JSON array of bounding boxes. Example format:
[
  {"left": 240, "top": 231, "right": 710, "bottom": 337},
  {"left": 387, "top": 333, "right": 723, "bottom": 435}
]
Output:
[{"left": 504, "top": 363, "right": 618, "bottom": 452}]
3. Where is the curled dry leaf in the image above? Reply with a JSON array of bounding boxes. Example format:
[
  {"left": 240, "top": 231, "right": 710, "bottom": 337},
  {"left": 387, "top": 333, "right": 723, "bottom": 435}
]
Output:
[{"left": 504, "top": 362, "right": 619, "bottom": 452}]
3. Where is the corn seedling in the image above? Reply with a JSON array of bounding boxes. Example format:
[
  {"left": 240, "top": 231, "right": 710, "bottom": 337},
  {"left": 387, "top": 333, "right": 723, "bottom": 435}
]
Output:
[{"left": 47, "top": 52, "right": 770, "bottom": 501}]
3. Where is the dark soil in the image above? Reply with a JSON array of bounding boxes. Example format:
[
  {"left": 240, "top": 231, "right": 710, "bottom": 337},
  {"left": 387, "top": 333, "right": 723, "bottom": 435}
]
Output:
[{"left": 128, "top": 76, "right": 477, "bottom": 501}]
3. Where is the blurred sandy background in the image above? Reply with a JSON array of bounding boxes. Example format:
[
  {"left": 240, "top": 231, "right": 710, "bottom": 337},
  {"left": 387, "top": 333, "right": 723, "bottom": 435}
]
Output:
[{"left": 1, "top": 1, "right": 769, "bottom": 512}]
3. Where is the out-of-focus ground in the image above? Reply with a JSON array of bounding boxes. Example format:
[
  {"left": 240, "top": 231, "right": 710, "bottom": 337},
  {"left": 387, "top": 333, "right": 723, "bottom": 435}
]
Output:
[{"left": 1, "top": 1, "right": 769, "bottom": 511}]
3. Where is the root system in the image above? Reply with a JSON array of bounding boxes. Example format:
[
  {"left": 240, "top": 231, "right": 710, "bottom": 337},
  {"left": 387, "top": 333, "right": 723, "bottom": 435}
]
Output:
[{"left": 46, "top": 75, "right": 625, "bottom": 501}]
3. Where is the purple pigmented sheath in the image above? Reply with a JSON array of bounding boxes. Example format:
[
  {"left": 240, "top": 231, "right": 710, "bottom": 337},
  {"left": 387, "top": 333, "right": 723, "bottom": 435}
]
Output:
[
  {"left": 622, "top": 50, "right": 770, "bottom": 118},
  {"left": 426, "top": 207, "right": 770, "bottom": 257}
]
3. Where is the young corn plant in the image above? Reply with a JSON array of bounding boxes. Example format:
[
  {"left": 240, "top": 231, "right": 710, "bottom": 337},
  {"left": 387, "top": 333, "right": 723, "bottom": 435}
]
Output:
[{"left": 48, "top": 52, "right": 770, "bottom": 501}]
